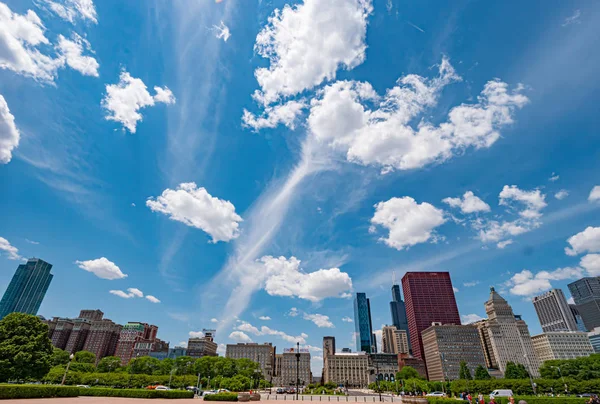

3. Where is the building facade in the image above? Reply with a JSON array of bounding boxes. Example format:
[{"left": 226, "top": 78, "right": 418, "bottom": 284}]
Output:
[
  {"left": 476, "top": 288, "right": 540, "bottom": 377},
  {"left": 188, "top": 337, "right": 218, "bottom": 358},
  {"left": 79, "top": 310, "right": 104, "bottom": 321},
  {"left": 533, "top": 289, "right": 578, "bottom": 332},
  {"left": 325, "top": 352, "right": 370, "bottom": 388},
  {"left": 225, "top": 343, "right": 276, "bottom": 380},
  {"left": 390, "top": 283, "right": 411, "bottom": 353},
  {"left": 64, "top": 318, "right": 92, "bottom": 354},
  {"left": 568, "top": 277, "right": 600, "bottom": 331},
  {"left": 382, "top": 326, "right": 409, "bottom": 354},
  {"left": 0, "top": 258, "right": 53, "bottom": 319},
  {"left": 83, "top": 318, "right": 122, "bottom": 362},
  {"left": 398, "top": 353, "right": 427, "bottom": 379},
  {"left": 401, "top": 272, "right": 461, "bottom": 361},
  {"left": 278, "top": 349, "right": 311, "bottom": 386},
  {"left": 570, "top": 305, "right": 588, "bottom": 332},
  {"left": 532, "top": 332, "right": 594, "bottom": 361},
  {"left": 370, "top": 353, "right": 399, "bottom": 382},
  {"left": 354, "top": 293, "right": 376, "bottom": 353},
  {"left": 51, "top": 318, "right": 74, "bottom": 350},
  {"left": 588, "top": 327, "right": 600, "bottom": 353},
  {"left": 422, "top": 324, "right": 486, "bottom": 381},
  {"left": 115, "top": 322, "right": 158, "bottom": 365}
]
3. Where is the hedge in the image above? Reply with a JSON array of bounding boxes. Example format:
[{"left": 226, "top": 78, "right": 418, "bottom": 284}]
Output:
[
  {"left": 0, "top": 385, "right": 80, "bottom": 399},
  {"left": 425, "top": 397, "right": 589, "bottom": 404},
  {"left": 78, "top": 388, "right": 194, "bottom": 399},
  {"left": 204, "top": 393, "right": 240, "bottom": 401}
]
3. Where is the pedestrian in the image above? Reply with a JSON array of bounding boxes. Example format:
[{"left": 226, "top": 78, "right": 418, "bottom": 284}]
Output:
[
  {"left": 468, "top": 393, "right": 473, "bottom": 403},
  {"left": 509, "top": 396, "right": 515, "bottom": 404},
  {"left": 478, "top": 393, "right": 485, "bottom": 404}
]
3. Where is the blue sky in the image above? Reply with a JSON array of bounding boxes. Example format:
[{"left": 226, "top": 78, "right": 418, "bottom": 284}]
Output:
[{"left": 1, "top": 0, "right": 600, "bottom": 375}]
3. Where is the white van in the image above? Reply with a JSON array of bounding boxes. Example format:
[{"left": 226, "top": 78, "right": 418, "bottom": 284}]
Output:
[{"left": 490, "top": 390, "right": 514, "bottom": 399}]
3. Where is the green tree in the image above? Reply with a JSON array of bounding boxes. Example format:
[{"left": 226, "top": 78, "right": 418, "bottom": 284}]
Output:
[
  {"left": 74, "top": 350, "right": 96, "bottom": 364},
  {"left": 459, "top": 361, "right": 473, "bottom": 380},
  {"left": 397, "top": 366, "right": 422, "bottom": 380},
  {"left": 0, "top": 312, "right": 53, "bottom": 382},
  {"left": 70, "top": 362, "right": 96, "bottom": 373},
  {"left": 159, "top": 358, "right": 175, "bottom": 376},
  {"left": 474, "top": 365, "right": 492, "bottom": 380},
  {"left": 174, "top": 356, "right": 195, "bottom": 375},
  {"left": 129, "top": 356, "right": 161, "bottom": 375},
  {"left": 51, "top": 348, "right": 70, "bottom": 366},
  {"left": 97, "top": 356, "right": 122, "bottom": 373},
  {"left": 504, "top": 361, "right": 529, "bottom": 379}
]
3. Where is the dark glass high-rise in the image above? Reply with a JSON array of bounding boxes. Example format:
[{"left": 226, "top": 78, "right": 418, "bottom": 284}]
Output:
[
  {"left": 390, "top": 284, "right": 411, "bottom": 353},
  {"left": 354, "top": 292, "right": 376, "bottom": 353},
  {"left": 0, "top": 258, "right": 53, "bottom": 320}
]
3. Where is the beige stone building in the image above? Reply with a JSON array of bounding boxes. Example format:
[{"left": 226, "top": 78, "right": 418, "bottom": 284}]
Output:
[
  {"left": 325, "top": 352, "right": 370, "bottom": 388},
  {"left": 476, "top": 288, "right": 541, "bottom": 377},
  {"left": 225, "top": 342, "right": 276, "bottom": 380},
  {"left": 532, "top": 331, "right": 594, "bottom": 362},
  {"left": 277, "top": 349, "right": 311, "bottom": 386},
  {"left": 382, "top": 326, "right": 409, "bottom": 354},
  {"left": 422, "top": 323, "right": 486, "bottom": 381}
]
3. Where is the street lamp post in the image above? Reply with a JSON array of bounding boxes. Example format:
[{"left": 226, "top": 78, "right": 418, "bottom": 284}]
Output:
[
  {"left": 551, "top": 366, "right": 567, "bottom": 395},
  {"left": 375, "top": 363, "right": 382, "bottom": 402},
  {"left": 61, "top": 353, "right": 75, "bottom": 385},
  {"left": 437, "top": 352, "right": 447, "bottom": 395},
  {"left": 523, "top": 354, "right": 536, "bottom": 395},
  {"left": 295, "top": 342, "right": 300, "bottom": 400}
]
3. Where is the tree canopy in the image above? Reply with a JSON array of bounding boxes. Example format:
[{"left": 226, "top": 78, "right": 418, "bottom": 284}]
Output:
[
  {"left": 74, "top": 350, "right": 96, "bottom": 364},
  {"left": 539, "top": 354, "right": 600, "bottom": 380},
  {"left": 459, "top": 361, "right": 472, "bottom": 380},
  {"left": 397, "top": 366, "right": 423, "bottom": 380},
  {"left": 474, "top": 365, "right": 492, "bottom": 380},
  {"left": 0, "top": 313, "right": 53, "bottom": 382},
  {"left": 97, "top": 356, "right": 122, "bottom": 373},
  {"left": 50, "top": 348, "right": 71, "bottom": 367},
  {"left": 504, "top": 361, "right": 530, "bottom": 379}
]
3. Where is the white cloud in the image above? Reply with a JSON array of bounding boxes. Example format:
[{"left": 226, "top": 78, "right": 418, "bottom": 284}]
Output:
[
  {"left": 549, "top": 173, "right": 559, "bottom": 182},
  {"left": 211, "top": 318, "right": 219, "bottom": 323},
  {"left": 506, "top": 267, "right": 583, "bottom": 296},
  {"left": 341, "top": 316, "right": 353, "bottom": 322},
  {"left": 463, "top": 281, "right": 479, "bottom": 287},
  {"left": 305, "top": 345, "right": 323, "bottom": 352},
  {"left": 370, "top": 196, "right": 446, "bottom": 250},
  {"left": 242, "top": 100, "right": 306, "bottom": 131},
  {"left": 258, "top": 316, "right": 271, "bottom": 321},
  {"left": 443, "top": 191, "right": 490, "bottom": 214},
  {"left": 75, "top": 257, "right": 127, "bottom": 280},
  {"left": 562, "top": 9, "right": 581, "bottom": 27},
  {"left": 229, "top": 331, "right": 253, "bottom": 343},
  {"left": 554, "top": 190, "right": 569, "bottom": 200},
  {"left": 147, "top": 182, "right": 242, "bottom": 243},
  {"left": 580, "top": 254, "right": 600, "bottom": 276},
  {"left": 146, "top": 295, "right": 160, "bottom": 303},
  {"left": 25, "top": 239, "right": 39, "bottom": 245},
  {"left": 374, "top": 329, "right": 382, "bottom": 351},
  {"left": 308, "top": 59, "right": 529, "bottom": 173},
  {"left": 212, "top": 21, "right": 230, "bottom": 42},
  {"left": 217, "top": 343, "right": 226, "bottom": 356},
  {"left": 303, "top": 313, "right": 334, "bottom": 328},
  {"left": 189, "top": 330, "right": 205, "bottom": 338},
  {"left": 102, "top": 70, "right": 175, "bottom": 133},
  {"left": 178, "top": 341, "right": 188, "bottom": 348},
  {"left": 565, "top": 227, "right": 600, "bottom": 256},
  {"left": 258, "top": 255, "right": 353, "bottom": 302},
  {"left": 461, "top": 314, "right": 485, "bottom": 324},
  {"left": 589, "top": 186, "right": 600, "bottom": 202},
  {"left": 109, "top": 290, "right": 133, "bottom": 299},
  {"left": 252, "top": 0, "right": 373, "bottom": 105},
  {"left": 40, "top": 0, "right": 98, "bottom": 24},
  {"left": 0, "top": 236, "right": 21, "bottom": 260},
  {"left": 288, "top": 307, "right": 299, "bottom": 317},
  {"left": 56, "top": 33, "right": 98, "bottom": 77},
  {"left": 497, "top": 239, "right": 514, "bottom": 249},
  {"left": 0, "top": 95, "right": 20, "bottom": 164},
  {"left": 235, "top": 321, "right": 308, "bottom": 344},
  {"left": 127, "top": 287, "right": 143, "bottom": 297},
  {"left": 499, "top": 185, "right": 547, "bottom": 219},
  {"left": 236, "top": 321, "right": 261, "bottom": 335},
  {"left": 453, "top": 286, "right": 459, "bottom": 293}
]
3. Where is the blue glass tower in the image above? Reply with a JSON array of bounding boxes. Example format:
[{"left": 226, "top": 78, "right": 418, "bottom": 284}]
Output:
[
  {"left": 354, "top": 292, "right": 376, "bottom": 353},
  {"left": 0, "top": 258, "right": 53, "bottom": 320},
  {"left": 390, "top": 284, "right": 411, "bottom": 353}
]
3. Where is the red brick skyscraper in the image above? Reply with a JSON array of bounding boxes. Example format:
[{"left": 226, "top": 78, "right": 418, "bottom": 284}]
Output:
[{"left": 401, "top": 272, "right": 461, "bottom": 361}]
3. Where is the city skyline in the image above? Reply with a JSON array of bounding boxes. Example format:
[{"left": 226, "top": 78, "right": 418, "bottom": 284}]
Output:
[{"left": 1, "top": 0, "right": 600, "bottom": 378}]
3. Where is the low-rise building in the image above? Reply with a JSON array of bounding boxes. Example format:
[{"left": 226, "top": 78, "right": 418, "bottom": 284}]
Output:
[
  {"left": 398, "top": 353, "right": 427, "bottom": 379},
  {"left": 325, "top": 352, "right": 370, "bottom": 388},
  {"left": 370, "top": 353, "right": 399, "bottom": 382},
  {"left": 532, "top": 332, "right": 594, "bottom": 361},
  {"left": 225, "top": 343, "right": 276, "bottom": 380},
  {"left": 188, "top": 333, "right": 218, "bottom": 358},
  {"left": 278, "top": 348, "right": 311, "bottom": 386}
]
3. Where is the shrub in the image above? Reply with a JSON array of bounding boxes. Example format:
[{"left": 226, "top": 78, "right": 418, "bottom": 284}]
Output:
[
  {"left": 78, "top": 387, "right": 194, "bottom": 399},
  {"left": 204, "top": 392, "right": 240, "bottom": 401},
  {"left": 0, "top": 385, "right": 80, "bottom": 399}
]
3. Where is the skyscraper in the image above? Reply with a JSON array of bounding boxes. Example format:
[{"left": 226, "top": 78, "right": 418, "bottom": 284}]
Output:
[
  {"left": 354, "top": 292, "right": 376, "bottom": 353},
  {"left": 0, "top": 258, "right": 53, "bottom": 319},
  {"left": 401, "top": 272, "right": 460, "bottom": 360},
  {"left": 568, "top": 277, "right": 600, "bottom": 331},
  {"left": 390, "top": 281, "right": 411, "bottom": 353},
  {"left": 532, "top": 289, "right": 578, "bottom": 332}
]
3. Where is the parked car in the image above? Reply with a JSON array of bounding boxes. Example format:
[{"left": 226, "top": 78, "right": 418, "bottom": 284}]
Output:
[
  {"left": 426, "top": 392, "right": 446, "bottom": 397},
  {"left": 205, "top": 389, "right": 231, "bottom": 396},
  {"left": 76, "top": 385, "right": 90, "bottom": 389},
  {"left": 287, "top": 388, "right": 296, "bottom": 394},
  {"left": 490, "top": 390, "right": 514, "bottom": 399},
  {"left": 276, "top": 388, "right": 285, "bottom": 394},
  {"left": 155, "top": 385, "right": 170, "bottom": 391}
]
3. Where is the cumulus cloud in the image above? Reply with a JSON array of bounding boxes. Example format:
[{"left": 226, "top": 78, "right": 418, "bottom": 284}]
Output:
[
  {"left": 288, "top": 307, "right": 299, "bottom": 317},
  {"left": 549, "top": 173, "right": 560, "bottom": 182},
  {"left": 554, "top": 190, "right": 569, "bottom": 200},
  {"left": 102, "top": 70, "right": 175, "bottom": 133},
  {"left": 565, "top": 227, "right": 600, "bottom": 256},
  {"left": 589, "top": 186, "right": 600, "bottom": 202},
  {"left": 258, "top": 316, "right": 271, "bottom": 321},
  {"left": 40, "top": 0, "right": 97, "bottom": 24},
  {"left": 461, "top": 314, "right": 485, "bottom": 324},
  {"left": 189, "top": 330, "right": 205, "bottom": 338},
  {"left": 127, "top": 287, "right": 143, "bottom": 297},
  {"left": 443, "top": 191, "right": 490, "bottom": 214},
  {"left": 580, "top": 254, "right": 600, "bottom": 276},
  {"left": 453, "top": 286, "right": 459, "bottom": 293},
  {"left": 109, "top": 290, "right": 134, "bottom": 299},
  {"left": 145, "top": 295, "right": 160, "bottom": 303},
  {"left": 307, "top": 59, "right": 529, "bottom": 173},
  {"left": 212, "top": 21, "right": 230, "bottom": 42},
  {"left": 499, "top": 185, "right": 547, "bottom": 219},
  {"left": 242, "top": 100, "right": 306, "bottom": 131},
  {"left": 211, "top": 318, "right": 219, "bottom": 323},
  {"left": 236, "top": 320, "right": 308, "bottom": 344},
  {"left": 341, "top": 316, "right": 353, "bottom": 322},
  {"left": 147, "top": 182, "right": 242, "bottom": 243},
  {"left": 303, "top": 313, "right": 334, "bottom": 328},
  {"left": 506, "top": 267, "right": 583, "bottom": 296},
  {"left": 497, "top": 239, "right": 514, "bottom": 249},
  {"left": 463, "top": 281, "right": 480, "bottom": 287},
  {"left": 56, "top": 33, "right": 98, "bottom": 76},
  {"left": 370, "top": 196, "right": 446, "bottom": 250},
  {"left": 258, "top": 255, "right": 353, "bottom": 302},
  {"left": 252, "top": 0, "right": 372, "bottom": 105},
  {"left": 0, "top": 95, "right": 20, "bottom": 164},
  {"left": 229, "top": 331, "right": 253, "bottom": 343},
  {"left": 75, "top": 257, "right": 127, "bottom": 280},
  {"left": 0, "top": 236, "right": 21, "bottom": 260}
]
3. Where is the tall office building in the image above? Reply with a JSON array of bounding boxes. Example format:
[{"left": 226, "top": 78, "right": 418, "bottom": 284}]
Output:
[
  {"left": 476, "top": 288, "right": 540, "bottom": 377},
  {"left": 568, "top": 277, "right": 600, "bottom": 331},
  {"left": 401, "top": 272, "right": 461, "bottom": 360},
  {"left": 278, "top": 348, "right": 311, "bottom": 386},
  {"left": 115, "top": 322, "right": 158, "bottom": 365},
  {"left": 354, "top": 293, "right": 376, "bottom": 353},
  {"left": 83, "top": 318, "right": 122, "bottom": 363},
  {"left": 588, "top": 327, "right": 600, "bottom": 353},
  {"left": 0, "top": 258, "right": 53, "bottom": 319},
  {"left": 65, "top": 318, "right": 92, "bottom": 354},
  {"left": 382, "top": 325, "right": 409, "bottom": 354},
  {"left": 533, "top": 289, "right": 578, "bottom": 332},
  {"left": 390, "top": 281, "right": 411, "bottom": 353},
  {"left": 51, "top": 318, "right": 74, "bottom": 350},
  {"left": 570, "top": 305, "right": 588, "bottom": 332},
  {"left": 226, "top": 343, "right": 276, "bottom": 380}
]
